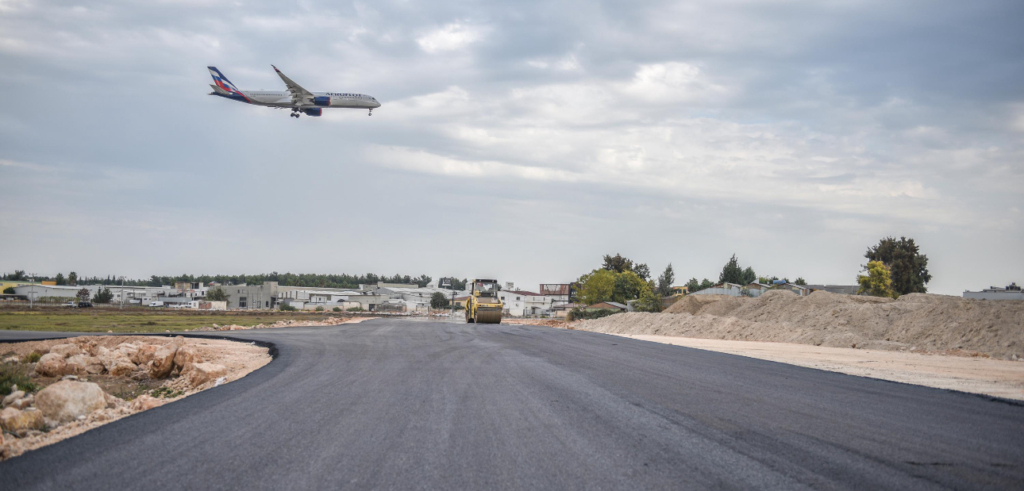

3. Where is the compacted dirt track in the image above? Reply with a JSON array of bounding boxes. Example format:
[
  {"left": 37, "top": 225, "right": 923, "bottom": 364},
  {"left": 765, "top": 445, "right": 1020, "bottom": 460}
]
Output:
[{"left": 1, "top": 319, "right": 1022, "bottom": 490}]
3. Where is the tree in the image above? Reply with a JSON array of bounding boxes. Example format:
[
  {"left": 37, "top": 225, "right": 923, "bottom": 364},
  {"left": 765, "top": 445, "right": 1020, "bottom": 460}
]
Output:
[
  {"left": 758, "top": 275, "right": 779, "bottom": 284},
  {"left": 699, "top": 278, "right": 715, "bottom": 290},
  {"left": 413, "top": 275, "right": 432, "bottom": 288},
  {"left": 857, "top": 261, "right": 897, "bottom": 299},
  {"left": 76, "top": 288, "right": 90, "bottom": 302},
  {"left": 685, "top": 277, "right": 700, "bottom": 293},
  {"left": 430, "top": 292, "right": 449, "bottom": 309},
  {"left": 794, "top": 277, "right": 807, "bottom": 285},
  {"left": 3, "top": 287, "right": 14, "bottom": 294},
  {"left": 635, "top": 288, "right": 663, "bottom": 312},
  {"left": 92, "top": 288, "right": 114, "bottom": 304},
  {"left": 719, "top": 254, "right": 745, "bottom": 284},
  {"left": 68, "top": 271, "right": 77, "bottom": 286},
  {"left": 206, "top": 288, "right": 229, "bottom": 302},
  {"left": 602, "top": 253, "right": 634, "bottom": 274},
  {"left": 741, "top": 267, "right": 757, "bottom": 285},
  {"left": 611, "top": 271, "right": 646, "bottom": 304},
  {"left": 577, "top": 269, "right": 617, "bottom": 305},
  {"left": 8, "top": 270, "right": 27, "bottom": 281},
  {"left": 864, "top": 236, "right": 931, "bottom": 295},
  {"left": 54, "top": 273, "right": 66, "bottom": 285},
  {"left": 633, "top": 263, "right": 651, "bottom": 282},
  {"left": 657, "top": 264, "right": 675, "bottom": 296}
]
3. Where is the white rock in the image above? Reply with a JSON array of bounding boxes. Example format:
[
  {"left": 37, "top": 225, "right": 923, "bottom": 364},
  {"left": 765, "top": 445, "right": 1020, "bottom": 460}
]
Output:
[
  {"left": 148, "top": 344, "right": 179, "bottom": 379},
  {"left": 35, "top": 353, "right": 68, "bottom": 377},
  {"left": 11, "top": 394, "right": 34, "bottom": 410},
  {"left": 48, "top": 343, "right": 82, "bottom": 357},
  {"left": 0, "top": 406, "right": 45, "bottom": 432},
  {"left": 34, "top": 380, "right": 107, "bottom": 423},
  {"left": 131, "top": 394, "right": 164, "bottom": 411},
  {"left": 173, "top": 346, "right": 204, "bottom": 374},
  {"left": 188, "top": 363, "right": 228, "bottom": 387},
  {"left": 2, "top": 390, "right": 24, "bottom": 407},
  {"left": 66, "top": 354, "right": 105, "bottom": 375},
  {"left": 131, "top": 345, "right": 158, "bottom": 365}
]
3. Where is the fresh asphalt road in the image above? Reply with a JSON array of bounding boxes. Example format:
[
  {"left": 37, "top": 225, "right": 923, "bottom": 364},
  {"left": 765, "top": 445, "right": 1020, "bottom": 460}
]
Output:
[{"left": 2, "top": 319, "right": 1022, "bottom": 490}]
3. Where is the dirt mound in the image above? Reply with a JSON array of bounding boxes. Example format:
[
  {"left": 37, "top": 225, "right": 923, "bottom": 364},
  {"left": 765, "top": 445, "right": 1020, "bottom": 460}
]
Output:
[
  {"left": 580, "top": 291, "right": 1024, "bottom": 359},
  {"left": 664, "top": 295, "right": 731, "bottom": 315},
  {"left": 695, "top": 296, "right": 750, "bottom": 317}
]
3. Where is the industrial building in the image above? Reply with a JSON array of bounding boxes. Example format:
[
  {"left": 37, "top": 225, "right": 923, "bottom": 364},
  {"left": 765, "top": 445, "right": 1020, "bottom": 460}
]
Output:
[{"left": 963, "top": 283, "right": 1023, "bottom": 300}]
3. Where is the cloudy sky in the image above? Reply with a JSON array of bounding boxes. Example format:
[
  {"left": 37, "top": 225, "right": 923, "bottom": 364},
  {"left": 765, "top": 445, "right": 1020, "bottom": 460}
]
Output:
[{"left": 1, "top": 0, "right": 1022, "bottom": 294}]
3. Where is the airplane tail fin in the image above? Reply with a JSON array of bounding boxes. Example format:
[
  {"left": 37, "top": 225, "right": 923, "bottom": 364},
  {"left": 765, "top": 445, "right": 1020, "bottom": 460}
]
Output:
[{"left": 207, "top": 66, "right": 249, "bottom": 102}]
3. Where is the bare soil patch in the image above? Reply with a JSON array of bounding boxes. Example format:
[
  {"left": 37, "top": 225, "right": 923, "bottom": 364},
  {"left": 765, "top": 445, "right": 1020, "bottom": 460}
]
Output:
[{"left": 621, "top": 335, "right": 1024, "bottom": 401}]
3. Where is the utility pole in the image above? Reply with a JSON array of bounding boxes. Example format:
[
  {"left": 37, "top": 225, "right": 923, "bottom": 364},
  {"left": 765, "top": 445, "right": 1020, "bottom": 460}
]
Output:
[
  {"left": 28, "top": 273, "right": 36, "bottom": 309},
  {"left": 119, "top": 276, "right": 125, "bottom": 309}
]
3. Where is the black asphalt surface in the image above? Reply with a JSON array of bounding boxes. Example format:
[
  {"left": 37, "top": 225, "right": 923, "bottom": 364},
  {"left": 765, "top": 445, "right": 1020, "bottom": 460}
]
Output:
[{"left": 2, "top": 319, "right": 1022, "bottom": 490}]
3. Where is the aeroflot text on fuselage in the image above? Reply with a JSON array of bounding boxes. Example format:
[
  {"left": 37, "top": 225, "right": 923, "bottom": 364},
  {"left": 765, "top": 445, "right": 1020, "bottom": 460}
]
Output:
[{"left": 207, "top": 65, "right": 381, "bottom": 118}]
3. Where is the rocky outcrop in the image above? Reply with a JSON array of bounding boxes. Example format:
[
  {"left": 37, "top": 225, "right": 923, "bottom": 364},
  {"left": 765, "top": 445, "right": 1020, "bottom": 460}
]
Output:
[
  {"left": 0, "top": 407, "right": 45, "bottom": 432},
  {"left": 34, "top": 353, "right": 69, "bottom": 377},
  {"left": 187, "top": 363, "right": 227, "bottom": 387},
  {"left": 35, "top": 380, "right": 107, "bottom": 423}
]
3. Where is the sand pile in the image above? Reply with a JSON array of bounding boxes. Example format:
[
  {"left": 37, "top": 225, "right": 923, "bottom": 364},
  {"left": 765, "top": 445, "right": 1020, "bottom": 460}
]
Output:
[
  {"left": 664, "top": 295, "right": 733, "bottom": 315},
  {"left": 580, "top": 291, "right": 1024, "bottom": 359}
]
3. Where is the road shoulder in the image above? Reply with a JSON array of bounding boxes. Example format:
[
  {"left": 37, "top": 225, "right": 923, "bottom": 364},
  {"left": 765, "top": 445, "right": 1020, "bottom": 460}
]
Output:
[{"left": 617, "top": 334, "right": 1024, "bottom": 401}]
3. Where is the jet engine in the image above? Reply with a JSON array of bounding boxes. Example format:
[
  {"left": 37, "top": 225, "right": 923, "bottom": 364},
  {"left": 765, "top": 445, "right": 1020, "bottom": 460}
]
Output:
[
  {"left": 312, "top": 96, "right": 331, "bottom": 106},
  {"left": 303, "top": 108, "right": 323, "bottom": 117}
]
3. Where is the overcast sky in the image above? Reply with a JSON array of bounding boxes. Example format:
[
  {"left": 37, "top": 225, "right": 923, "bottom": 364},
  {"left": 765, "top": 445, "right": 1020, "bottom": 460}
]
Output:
[{"left": 1, "top": 0, "right": 1022, "bottom": 294}]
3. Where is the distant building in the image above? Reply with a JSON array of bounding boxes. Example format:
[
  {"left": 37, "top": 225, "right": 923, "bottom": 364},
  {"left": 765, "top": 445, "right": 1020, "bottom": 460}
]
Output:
[
  {"left": 963, "top": 283, "right": 1023, "bottom": 300},
  {"left": 670, "top": 286, "right": 689, "bottom": 295},
  {"left": 587, "top": 302, "right": 627, "bottom": 312},
  {"left": 805, "top": 285, "right": 860, "bottom": 295}
]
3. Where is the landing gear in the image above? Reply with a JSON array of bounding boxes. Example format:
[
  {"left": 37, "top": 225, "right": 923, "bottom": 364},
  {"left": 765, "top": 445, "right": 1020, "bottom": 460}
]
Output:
[
  {"left": 291, "top": 107, "right": 300, "bottom": 118},
  {"left": 368, "top": 109, "right": 373, "bottom": 116}
]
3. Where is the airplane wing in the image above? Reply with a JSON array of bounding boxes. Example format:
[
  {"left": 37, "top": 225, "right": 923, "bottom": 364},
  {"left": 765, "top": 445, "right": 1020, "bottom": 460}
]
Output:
[{"left": 272, "top": 65, "right": 313, "bottom": 106}]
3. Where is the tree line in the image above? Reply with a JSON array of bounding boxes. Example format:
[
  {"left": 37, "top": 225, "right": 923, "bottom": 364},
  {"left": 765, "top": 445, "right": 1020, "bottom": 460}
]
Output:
[{"left": 2, "top": 271, "right": 435, "bottom": 289}]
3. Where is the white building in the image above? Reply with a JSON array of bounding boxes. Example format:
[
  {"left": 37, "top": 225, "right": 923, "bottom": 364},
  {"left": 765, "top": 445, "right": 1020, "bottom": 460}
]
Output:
[
  {"left": 498, "top": 290, "right": 567, "bottom": 317},
  {"left": 964, "top": 283, "right": 1023, "bottom": 300}
]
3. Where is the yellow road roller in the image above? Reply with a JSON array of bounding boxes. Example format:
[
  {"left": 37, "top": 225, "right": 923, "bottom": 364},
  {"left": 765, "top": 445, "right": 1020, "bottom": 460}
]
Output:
[{"left": 466, "top": 279, "right": 503, "bottom": 324}]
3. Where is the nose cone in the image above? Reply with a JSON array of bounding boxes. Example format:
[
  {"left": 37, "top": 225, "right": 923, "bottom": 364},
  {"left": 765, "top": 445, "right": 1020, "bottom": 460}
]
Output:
[{"left": 374, "top": 101, "right": 381, "bottom": 108}]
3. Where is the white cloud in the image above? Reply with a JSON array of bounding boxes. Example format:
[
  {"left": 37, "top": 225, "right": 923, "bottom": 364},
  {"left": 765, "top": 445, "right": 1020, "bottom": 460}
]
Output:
[
  {"left": 0, "top": 158, "right": 48, "bottom": 172},
  {"left": 621, "top": 62, "right": 729, "bottom": 103},
  {"left": 416, "top": 23, "right": 487, "bottom": 53}
]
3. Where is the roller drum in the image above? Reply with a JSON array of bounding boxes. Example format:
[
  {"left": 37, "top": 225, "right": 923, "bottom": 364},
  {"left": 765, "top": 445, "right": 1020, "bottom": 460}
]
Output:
[{"left": 474, "top": 306, "right": 503, "bottom": 324}]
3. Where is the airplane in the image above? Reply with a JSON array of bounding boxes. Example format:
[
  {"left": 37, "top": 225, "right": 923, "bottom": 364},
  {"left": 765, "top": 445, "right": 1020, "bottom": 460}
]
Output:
[{"left": 208, "top": 65, "right": 380, "bottom": 118}]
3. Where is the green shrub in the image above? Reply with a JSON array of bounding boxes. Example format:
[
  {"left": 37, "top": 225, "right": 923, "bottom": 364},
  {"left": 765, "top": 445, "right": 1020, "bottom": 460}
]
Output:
[
  {"left": 315, "top": 306, "right": 324, "bottom": 312},
  {"left": 332, "top": 307, "right": 341, "bottom": 312},
  {"left": 1, "top": 363, "right": 40, "bottom": 395},
  {"left": 279, "top": 304, "right": 297, "bottom": 312},
  {"left": 23, "top": 351, "right": 41, "bottom": 363},
  {"left": 566, "top": 308, "right": 619, "bottom": 321}
]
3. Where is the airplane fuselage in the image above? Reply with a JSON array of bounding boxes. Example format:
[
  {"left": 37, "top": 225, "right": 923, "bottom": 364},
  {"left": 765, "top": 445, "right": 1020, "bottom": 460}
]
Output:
[
  {"left": 213, "top": 89, "right": 380, "bottom": 110},
  {"left": 207, "top": 66, "right": 380, "bottom": 118}
]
